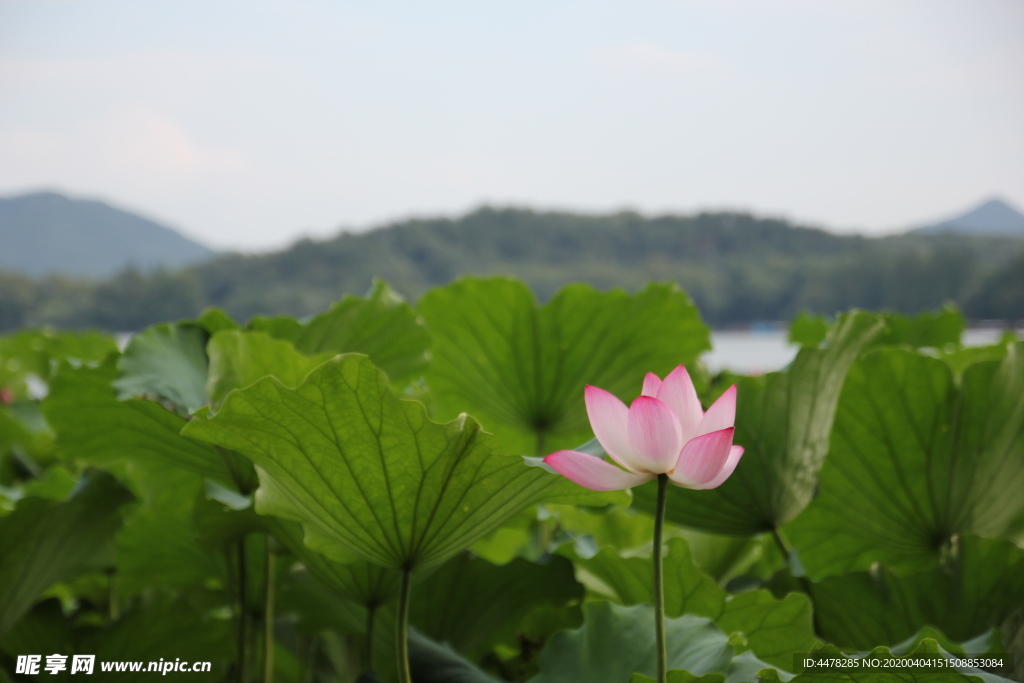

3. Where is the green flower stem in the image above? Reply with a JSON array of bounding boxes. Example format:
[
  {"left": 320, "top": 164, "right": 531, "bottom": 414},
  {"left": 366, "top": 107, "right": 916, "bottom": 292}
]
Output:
[
  {"left": 263, "top": 544, "right": 275, "bottom": 683},
  {"left": 771, "top": 526, "right": 793, "bottom": 558},
  {"left": 365, "top": 604, "right": 377, "bottom": 673},
  {"left": 654, "top": 473, "right": 668, "bottom": 683},
  {"left": 772, "top": 526, "right": 822, "bottom": 635},
  {"left": 396, "top": 565, "right": 414, "bottom": 683},
  {"left": 237, "top": 537, "right": 250, "bottom": 683},
  {"left": 107, "top": 567, "right": 119, "bottom": 620},
  {"left": 296, "top": 636, "right": 310, "bottom": 683}
]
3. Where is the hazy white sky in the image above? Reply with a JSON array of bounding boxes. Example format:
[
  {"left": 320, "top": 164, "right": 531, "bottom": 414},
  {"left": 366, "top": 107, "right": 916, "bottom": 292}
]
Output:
[{"left": 1, "top": 0, "right": 1022, "bottom": 251}]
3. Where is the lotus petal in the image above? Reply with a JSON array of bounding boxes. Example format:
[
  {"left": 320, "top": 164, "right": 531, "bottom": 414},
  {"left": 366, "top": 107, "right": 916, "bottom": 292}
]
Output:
[
  {"left": 670, "top": 427, "right": 735, "bottom": 488},
  {"left": 689, "top": 445, "right": 744, "bottom": 490},
  {"left": 655, "top": 365, "right": 703, "bottom": 444},
  {"left": 585, "top": 385, "right": 641, "bottom": 472},
  {"left": 544, "top": 450, "right": 654, "bottom": 491},
  {"left": 696, "top": 385, "right": 737, "bottom": 437},
  {"left": 627, "top": 396, "right": 684, "bottom": 473},
  {"left": 641, "top": 372, "right": 662, "bottom": 397}
]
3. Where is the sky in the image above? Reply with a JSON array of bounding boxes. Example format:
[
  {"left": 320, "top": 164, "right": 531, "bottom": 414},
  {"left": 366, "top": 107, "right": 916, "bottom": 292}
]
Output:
[{"left": 1, "top": 0, "right": 1023, "bottom": 252}]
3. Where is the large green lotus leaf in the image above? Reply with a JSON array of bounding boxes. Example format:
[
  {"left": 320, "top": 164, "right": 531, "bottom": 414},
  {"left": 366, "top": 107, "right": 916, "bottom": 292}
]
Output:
[
  {"left": 570, "top": 538, "right": 725, "bottom": 620},
  {"left": 186, "top": 484, "right": 279, "bottom": 612},
  {"left": 42, "top": 359, "right": 231, "bottom": 484},
  {"left": 632, "top": 656, "right": 796, "bottom": 683},
  {"left": 0, "top": 600, "right": 72, "bottom": 668},
  {"left": 630, "top": 672, "right": 726, "bottom": 683},
  {"left": 182, "top": 354, "right": 625, "bottom": 571},
  {"left": 0, "top": 400, "right": 56, "bottom": 468},
  {"left": 116, "top": 466, "right": 225, "bottom": 596},
  {"left": 890, "top": 632, "right": 1018, "bottom": 683},
  {"left": 252, "top": 280, "right": 430, "bottom": 386},
  {"left": 775, "top": 641, "right": 1010, "bottom": 683},
  {"left": 0, "top": 404, "right": 32, "bottom": 452},
  {"left": 76, "top": 601, "right": 231, "bottom": 682},
  {"left": 419, "top": 278, "right": 711, "bottom": 456},
  {"left": 788, "top": 345, "right": 1024, "bottom": 578},
  {"left": 407, "top": 629, "right": 501, "bottom": 683},
  {"left": 404, "top": 552, "right": 583, "bottom": 661},
  {"left": 0, "top": 597, "right": 230, "bottom": 682},
  {"left": 653, "top": 641, "right": 1015, "bottom": 683},
  {"left": 113, "top": 322, "right": 210, "bottom": 413},
  {"left": 552, "top": 504, "right": 659, "bottom": 554},
  {"left": 468, "top": 511, "right": 537, "bottom": 564},
  {"left": 369, "top": 553, "right": 584, "bottom": 675},
  {"left": 0, "top": 402, "right": 55, "bottom": 469},
  {"left": 193, "top": 307, "right": 239, "bottom": 334},
  {"left": 941, "top": 342, "right": 1011, "bottom": 381},
  {"left": 16, "top": 466, "right": 77, "bottom": 501},
  {"left": 789, "top": 313, "right": 830, "bottom": 348},
  {"left": 0, "top": 329, "right": 117, "bottom": 399},
  {"left": 634, "top": 312, "right": 883, "bottom": 535},
  {"left": 715, "top": 591, "right": 816, "bottom": 671},
  {"left": 892, "top": 627, "right": 1003, "bottom": 660},
  {"left": 798, "top": 535, "right": 1024, "bottom": 651},
  {"left": 192, "top": 481, "right": 268, "bottom": 551},
  {"left": 789, "top": 308, "right": 964, "bottom": 352},
  {"left": 471, "top": 504, "right": 659, "bottom": 567},
  {"left": 569, "top": 539, "right": 814, "bottom": 669},
  {"left": 0, "top": 471, "right": 133, "bottom": 636},
  {"left": 635, "top": 640, "right": 1014, "bottom": 683},
  {"left": 530, "top": 601, "right": 789, "bottom": 683},
  {"left": 205, "top": 330, "right": 333, "bottom": 409},
  {"left": 263, "top": 515, "right": 400, "bottom": 608},
  {"left": 354, "top": 629, "right": 508, "bottom": 683},
  {"left": 276, "top": 572, "right": 515, "bottom": 682},
  {"left": 246, "top": 314, "right": 304, "bottom": 342},
  {"left": 275, "top": 568, "right": 368, "bottom": 637},
  {"left": 871, "top": 306, "right": 965, "bottom": 350},
  {"left": 0, "top": 329, "right": 117, "bottom": 366},
  {"left": 683, "top": 531, "right": 784, "bottom": 586}
]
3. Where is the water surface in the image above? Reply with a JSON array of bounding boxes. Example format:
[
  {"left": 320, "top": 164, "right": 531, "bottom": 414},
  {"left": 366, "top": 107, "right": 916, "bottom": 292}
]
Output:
[{"left": 706, "top": 328, "right": 1014, "bottom": 375}]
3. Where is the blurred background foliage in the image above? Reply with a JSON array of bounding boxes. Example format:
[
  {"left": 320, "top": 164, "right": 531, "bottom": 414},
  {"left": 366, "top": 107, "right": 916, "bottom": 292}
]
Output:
[{"left": 1, "top": 208, "right": 1022, "bottom": 333}]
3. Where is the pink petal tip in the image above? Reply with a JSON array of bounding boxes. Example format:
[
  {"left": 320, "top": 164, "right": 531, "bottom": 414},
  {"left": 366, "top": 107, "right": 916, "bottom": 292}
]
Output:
[
  {"left": 670, "top": 427, "right": 735, "bottom": 488},
  {"left": 544, "top": 450, "right": 654, "bottom": 491}
]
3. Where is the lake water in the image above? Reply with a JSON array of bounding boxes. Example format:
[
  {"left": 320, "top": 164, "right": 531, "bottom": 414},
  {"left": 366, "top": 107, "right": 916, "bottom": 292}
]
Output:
[{"left": 705, "top": 328, "right": 1014, "bottom": 375}]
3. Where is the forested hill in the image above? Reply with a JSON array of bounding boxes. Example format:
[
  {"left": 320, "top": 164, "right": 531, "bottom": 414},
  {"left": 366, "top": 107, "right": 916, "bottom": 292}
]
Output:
[
  {"left": 1, "top": 207, "right": 1022, "bottom": 331},
  {"left": 0, "top": 191, "right": 214, "bottom": 277}
]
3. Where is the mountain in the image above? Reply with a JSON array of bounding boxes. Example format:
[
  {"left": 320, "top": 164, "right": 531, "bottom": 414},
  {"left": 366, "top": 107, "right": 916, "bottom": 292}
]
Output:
[
  {"left": 2, "top": 205, "right": 1023, "bottom": 332},
  {"left": 0, "top": 191, "right": 215, "bottom": 278},
  {"left": 191, "top": 206, "right": 1024, "bottom": 321},
  {"left": 914, "top": 197, "right": 1024, "bottom": 237}
]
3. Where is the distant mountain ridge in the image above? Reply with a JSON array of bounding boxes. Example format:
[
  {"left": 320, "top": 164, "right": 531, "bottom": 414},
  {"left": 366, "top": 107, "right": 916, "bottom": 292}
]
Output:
[
  {"left": 167, "top": 205, "right": 1021, "bottom": 326},
  {"left": 914, "top": 197, "right": 1024, "bottom": 237},
  {"left": 0, "top": 191, "right": 215, "bottom": 278},
  {"left": 2, "top": 200, "right": 1023, "bottom": 331}
]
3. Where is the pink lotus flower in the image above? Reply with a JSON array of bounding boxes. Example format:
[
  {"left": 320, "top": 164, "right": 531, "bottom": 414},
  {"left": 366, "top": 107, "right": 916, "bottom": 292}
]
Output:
[{"left": 544, "top": 366, "right": 743, "bottom": 491}]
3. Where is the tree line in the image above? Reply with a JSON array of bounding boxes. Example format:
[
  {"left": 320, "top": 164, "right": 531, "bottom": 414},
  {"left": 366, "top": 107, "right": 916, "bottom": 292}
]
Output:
[{"left": 1, "top": 207, "right": 1021, "bottom": 332}]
